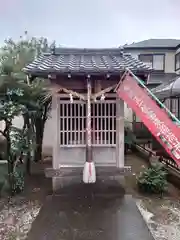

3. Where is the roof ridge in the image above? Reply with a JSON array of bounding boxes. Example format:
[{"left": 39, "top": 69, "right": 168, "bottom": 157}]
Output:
[{"left": 51, "top": 47, "right": 123, "bottom": 55}]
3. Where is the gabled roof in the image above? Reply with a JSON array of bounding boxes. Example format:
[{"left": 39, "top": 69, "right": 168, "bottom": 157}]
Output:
[
  {"left": 124, "top": 39, "right": 180, "bottom": 50},
  {"left": 23, "top": 47, "right": 151, "bottom": 76}
]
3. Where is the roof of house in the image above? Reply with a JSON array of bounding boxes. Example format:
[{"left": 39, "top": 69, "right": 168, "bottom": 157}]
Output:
[
  {"left": 147, "top": 73, "right": 177, "bottom": 85},
  {"left": 23, "top": 47, "right": 151, "bottom": 76},
  {"left": 124, "top": 39, "right": 180, "bottom": 49},
  {"left": 151, "top": 75, "right": 180, "bottom": 99}
]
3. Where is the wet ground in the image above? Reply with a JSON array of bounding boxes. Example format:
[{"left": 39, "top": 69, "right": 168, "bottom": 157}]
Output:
[
  {"left": 27, "top": 194, "right": 153, "bottom": 240},
  {"left": 26, "top": 154, "right": 154, "bottom": 240},
  {"left": 27, "top": 154, "right": 180, "bottom": 240},
  {"left": 1, "top": 153, "right": 180, "bottom": 239}
]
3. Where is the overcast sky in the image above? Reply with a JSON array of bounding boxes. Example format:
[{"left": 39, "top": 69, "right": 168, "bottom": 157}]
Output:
[{"left": 0, "top": 0, "right": 180, "bottom": 47}]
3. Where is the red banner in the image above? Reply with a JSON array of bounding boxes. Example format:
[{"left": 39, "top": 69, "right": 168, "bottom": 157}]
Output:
[{"left": 117, "top": 75, "right": 180, "bottom": 166}]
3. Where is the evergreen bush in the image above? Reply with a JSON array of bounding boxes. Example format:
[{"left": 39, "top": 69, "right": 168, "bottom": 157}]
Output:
[{"left": 137, "top": 163, "right": 168, "bottom": 194}]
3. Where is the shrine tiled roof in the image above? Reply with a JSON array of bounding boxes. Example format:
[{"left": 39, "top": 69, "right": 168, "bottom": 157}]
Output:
[{"left": 23, "top": 47, "right": 151, "bottom": 76}]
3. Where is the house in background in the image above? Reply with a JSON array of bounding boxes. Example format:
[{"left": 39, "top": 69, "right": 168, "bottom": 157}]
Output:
[{"left": 123, "top": 39, "right": 180, "bottom": 125}]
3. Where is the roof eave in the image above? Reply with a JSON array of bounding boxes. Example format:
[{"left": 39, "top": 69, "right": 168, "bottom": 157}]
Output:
[
  {"left": 124, "top": 46, "right": 177, "bottom": 50},
  {"left": 23, "top": 68, "right": 151, "bottom": 77}
]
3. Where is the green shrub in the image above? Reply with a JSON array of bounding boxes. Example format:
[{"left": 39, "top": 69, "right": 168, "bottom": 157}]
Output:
[
  {"left": 137, "top": 163, "right": 168, "bottom": 194},
  {"left": 11, "top": 170, "right": 25, "bottom": 194},
  {"left": 1, "top": 168, "right": 25, "bottom": 196}
]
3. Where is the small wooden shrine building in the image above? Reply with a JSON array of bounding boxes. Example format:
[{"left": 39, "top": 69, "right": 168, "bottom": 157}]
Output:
[{"left": 23, "top": 47, "right": 150, "bottom": 190}]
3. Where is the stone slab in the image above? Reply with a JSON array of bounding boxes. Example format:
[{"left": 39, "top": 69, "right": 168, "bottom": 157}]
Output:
[{"left": 45, "top": 166, "right": 131, "bottom": 178}]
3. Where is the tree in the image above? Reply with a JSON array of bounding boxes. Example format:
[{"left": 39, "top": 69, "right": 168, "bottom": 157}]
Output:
[
  {"left": 0, "top": 73, "right": 28, "bottom": 195},
  {"left": 0, "top": 31, "right": 51, "bottom": 74},
  {"left": 0, "top": 32, "right": 54, "bottom": 195},
  {"left": 0, "top": 65, "right": 51, "bottom": 195},
  {"left": 18, "top": 79, "right": 51, "bottom": 164},
  {"left": 0, "top": 32, "right": 53, "bottom": 165}
]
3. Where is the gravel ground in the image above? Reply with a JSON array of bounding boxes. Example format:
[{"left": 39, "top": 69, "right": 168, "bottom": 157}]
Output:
[
  {"left": 0, "top": 196, "right": 41, "bottom": 240},
  {"left": 0, "top": 163, "right": 51, "bottom": 240},
  {"left": 137, "top": 197, "right": 180, "bottom": 240}
]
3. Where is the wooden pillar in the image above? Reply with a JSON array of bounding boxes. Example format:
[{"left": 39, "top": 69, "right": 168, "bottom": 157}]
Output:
[
  {"left": 52, "top": 94, "right": 60, "bottom": 190},
  {"left": 116, "top": 98, "right": 124, "bottom": 168},
  {"left": 94, "top": 79, "right": 101, "bottom": 93},
  {"left": 86, "top": 77, "right": 92, "bottom": 163}
]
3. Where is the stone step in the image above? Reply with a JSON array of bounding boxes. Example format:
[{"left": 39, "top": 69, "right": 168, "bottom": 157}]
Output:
[{"left": 45, "top": 166, "right": 131, "bottom": 178}]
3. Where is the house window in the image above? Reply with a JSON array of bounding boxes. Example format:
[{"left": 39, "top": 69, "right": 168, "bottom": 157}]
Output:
[
  {"left": 139, "top": 54, "right": 153, "bottom": 68},
  {"left": 175, "top": 52, "right": 180, "bottom": 71},
  {"left": 139, "top": 54, "right": 165, "bottom": 71}
]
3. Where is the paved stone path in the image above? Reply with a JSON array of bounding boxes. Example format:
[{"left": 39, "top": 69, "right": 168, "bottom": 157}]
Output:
[{"left": 27, "top": 182, "right": 153, "bottom": 240}]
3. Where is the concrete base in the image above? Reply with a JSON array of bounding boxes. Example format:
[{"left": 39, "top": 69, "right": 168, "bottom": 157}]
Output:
[
  {"left": 47, "top": 166, "right": 131, "bottom": 192},
  {"left": 51, "top": 176, "right": 126, "bottom": 196}
]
